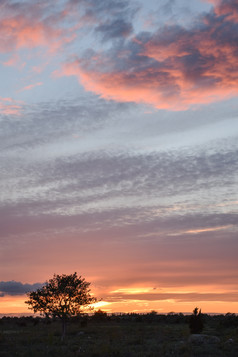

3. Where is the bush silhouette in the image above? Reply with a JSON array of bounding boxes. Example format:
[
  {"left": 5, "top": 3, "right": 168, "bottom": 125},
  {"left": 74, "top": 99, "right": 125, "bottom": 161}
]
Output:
[
  {"left": 189, "top": 307, "right": 204, "bottom": 334},
  {"left": 92, "top": 309, "right": 108, "bottom": 322}
]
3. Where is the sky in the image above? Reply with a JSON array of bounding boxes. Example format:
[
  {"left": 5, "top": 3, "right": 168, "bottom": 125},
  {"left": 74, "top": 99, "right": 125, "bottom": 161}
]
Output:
[{"left": 0, "top": 0, "right": 238, "bottom": 315}]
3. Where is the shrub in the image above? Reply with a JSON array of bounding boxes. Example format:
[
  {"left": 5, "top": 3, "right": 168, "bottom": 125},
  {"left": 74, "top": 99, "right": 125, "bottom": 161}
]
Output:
[{"left": 189, "top": 307, "right": 204, "bottom": 334}]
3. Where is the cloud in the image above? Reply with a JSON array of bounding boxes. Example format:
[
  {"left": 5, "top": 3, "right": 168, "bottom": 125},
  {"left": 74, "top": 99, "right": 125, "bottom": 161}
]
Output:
[
  {"left": 0, "top": 1, "right": 76, "bottom": 54},
  {"left": 52, "top": 0, "right": 137, "bottom": 44},
  {"left": 19, "top": 82, "right": 43, "bottom": 92},
  {"left": 2, "top": 0, "right": 237, "bottom": 111},
  {"left": 107, "top": 291, "right": 238, "bottom": 303},
  {"left": 168, "top": 225, "right": 234, "bottom": 236},
  {"left": 2, "top": 53, "right": 25, "bottom": 68},
  {"left": 61, "top": 0, "right": 238, "bottom": 109},
  {"left": 213, "top": 0, "right": 238, "bottom": 22},
  {"left": 95, "top": 18, "right": 133, "bottom": 41},
  {"left": 0, "top": 281, "right": 42, "bottom": 296},
  {"left": 0, "top": 94, "right": 132, "bottom": 155},
  {"left": 68, "top": 0, "right": 137, "bottom": 23},
  {"left": 0, "top": 136, "right": 237, "bottom": 237},
  {"left": 0, "top": 92, "right": 237, "bottom": 304},
  {"left": 0, "top": 97, "right": 24, "bottom": 115},
  {"left": 107, "top": 286, "right": 238, "bottom": 304}
]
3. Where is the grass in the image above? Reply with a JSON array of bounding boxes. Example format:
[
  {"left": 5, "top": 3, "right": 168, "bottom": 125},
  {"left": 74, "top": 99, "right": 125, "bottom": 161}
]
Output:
[{"left": 0, "top": 314, "right": 237, "bottom": 356}]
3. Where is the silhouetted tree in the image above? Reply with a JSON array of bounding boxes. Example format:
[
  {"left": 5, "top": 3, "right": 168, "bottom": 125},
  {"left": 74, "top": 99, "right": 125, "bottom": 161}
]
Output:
[
  {"left": 25, "top": 272, "right": 97, "bottom": 340},
  {"left": 189, "top": 307, "right": 204, "bottom": 334}
]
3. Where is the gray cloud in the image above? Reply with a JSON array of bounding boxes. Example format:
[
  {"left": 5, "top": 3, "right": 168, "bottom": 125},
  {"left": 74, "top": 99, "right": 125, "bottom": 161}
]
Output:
[
  {"left": 4, "top": 139, "right": 237, "bottom": 202},
  {"left": 0, "top": 94, "right": 133, "bottom": 153},
  {"left": 1, "top": 102, "right": 237, "bottom": 238},
  {"left": 95, "top": 19, "right": 133, "bottom": 41},
  {"left": 67, "top": 0, "right": 138, "bottom": 41},
  {"left": 0, "top": 281, "right": 43, "bottom": 297}
]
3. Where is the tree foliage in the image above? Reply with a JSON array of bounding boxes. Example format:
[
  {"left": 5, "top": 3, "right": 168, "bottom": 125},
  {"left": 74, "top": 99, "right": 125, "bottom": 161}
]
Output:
[{"left": 25, "top": 272, "right": 97, "bottom": 339}]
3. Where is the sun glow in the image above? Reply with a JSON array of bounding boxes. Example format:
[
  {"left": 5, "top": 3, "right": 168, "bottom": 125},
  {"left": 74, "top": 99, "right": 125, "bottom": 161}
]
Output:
[
  {"left": 0, "top": 295, "right": 28, "bottom": 315},
  {"left": 89, "top": 301, "right": 111, "bottom": 310},
  {"left": 1, "top": 292, "right": 238, "bottom": 316}
]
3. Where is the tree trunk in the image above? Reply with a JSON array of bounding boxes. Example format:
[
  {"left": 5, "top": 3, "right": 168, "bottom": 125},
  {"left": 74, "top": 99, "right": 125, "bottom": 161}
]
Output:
[{"left": 61, "top": 318, "right": 67, "bottom": 341}]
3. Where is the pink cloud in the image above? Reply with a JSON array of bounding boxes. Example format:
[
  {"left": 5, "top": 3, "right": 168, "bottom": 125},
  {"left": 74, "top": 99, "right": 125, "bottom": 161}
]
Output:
[
  {"left": 0, "top": 2, "right": 77, "bottom": 54},
  {"left": 212, "top": 0, "right": 238, "bottom": 22},
  {"left": 0, "top": 97, "right": 24, "bottom": 115},
  {"left": 3, "top": 54, "right": 19, "bottom": 67},
  {"left": 0, "top": 16, "right": 70, "bottom": 53},
  {"left": 58, "top": 61, "right": 185, "bottom": 110},
  {"left": 19, "top": 82, "right": 43, "bottom": 92},
  {"left": 58, "top": 0, "right": 238, "bottom": 110}
]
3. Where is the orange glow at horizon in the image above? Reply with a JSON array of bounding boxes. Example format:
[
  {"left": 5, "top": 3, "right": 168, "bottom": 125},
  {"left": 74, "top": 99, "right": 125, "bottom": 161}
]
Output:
[
  {"left": 1, "top": 295, "right": 238, "bottom": 316},
  {"left": 0, "top": 295, "right": 29, "bottom": 315},
  {"left": 1, "top": 282, "right": 238, "bottom": 316},
  {"left": 110, "top": 288, "right": 156, "bottom": 295}
]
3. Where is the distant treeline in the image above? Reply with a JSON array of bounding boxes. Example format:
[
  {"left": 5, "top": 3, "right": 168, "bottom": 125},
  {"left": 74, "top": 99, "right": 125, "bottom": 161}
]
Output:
[{"left": 1, "top": 311, "right": 238, "bottom": 327}]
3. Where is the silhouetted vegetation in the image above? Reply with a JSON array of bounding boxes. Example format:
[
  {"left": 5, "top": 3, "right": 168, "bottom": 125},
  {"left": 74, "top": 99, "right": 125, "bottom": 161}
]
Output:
[
  {"left": 0, "top": 311, "right": 238, "bottom": 356},
  {"left": 189, "top": 307, "right": 204, "bottom": 334},
  {"left": 92, "top": 309, "right": 108, "bottom": 322},
  {"left": 25, "top": 272, "right": 97, "bottom": 340}
]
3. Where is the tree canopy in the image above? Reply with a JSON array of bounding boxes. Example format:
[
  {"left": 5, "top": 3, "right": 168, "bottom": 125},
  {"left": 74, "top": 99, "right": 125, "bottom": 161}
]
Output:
[{"left": 25, "top": 272, "right": 97, "bottom": 338}]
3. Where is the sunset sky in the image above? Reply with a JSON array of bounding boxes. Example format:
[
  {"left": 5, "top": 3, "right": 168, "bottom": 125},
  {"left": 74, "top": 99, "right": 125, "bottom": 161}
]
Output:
[{"left": 0, "top": 0, "right": 238, "bottom": 316}]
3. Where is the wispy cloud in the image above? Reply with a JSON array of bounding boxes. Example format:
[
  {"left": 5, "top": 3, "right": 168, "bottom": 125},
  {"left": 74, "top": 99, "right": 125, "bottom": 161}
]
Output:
[
  {"left": 2, "top": 53, "right": 25, "bottom": 69},
  {"left": 169, "top": 225, "right": 234, "bottom": 236},
  {"left": 0, "top": 97, "right": 24, "bottom": 115},
  {"left": 19, "top": 82, "right": 43, "bottom": 92}
]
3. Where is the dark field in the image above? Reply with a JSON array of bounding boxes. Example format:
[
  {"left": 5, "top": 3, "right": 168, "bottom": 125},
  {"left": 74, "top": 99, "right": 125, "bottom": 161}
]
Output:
[{"left": 0, "top": 313, "right": 238, "bottom": 356}]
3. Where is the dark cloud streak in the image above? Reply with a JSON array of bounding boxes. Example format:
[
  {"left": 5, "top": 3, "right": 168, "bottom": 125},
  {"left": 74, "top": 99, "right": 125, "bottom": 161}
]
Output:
[{"left": 0, "top": 281, "right": 42, "bottom": 297}]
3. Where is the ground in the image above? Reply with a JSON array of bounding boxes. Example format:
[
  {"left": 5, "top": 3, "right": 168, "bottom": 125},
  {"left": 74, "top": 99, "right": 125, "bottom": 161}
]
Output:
[{"left": 0, "top": 314, "right": 237, "bottom": 356}]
